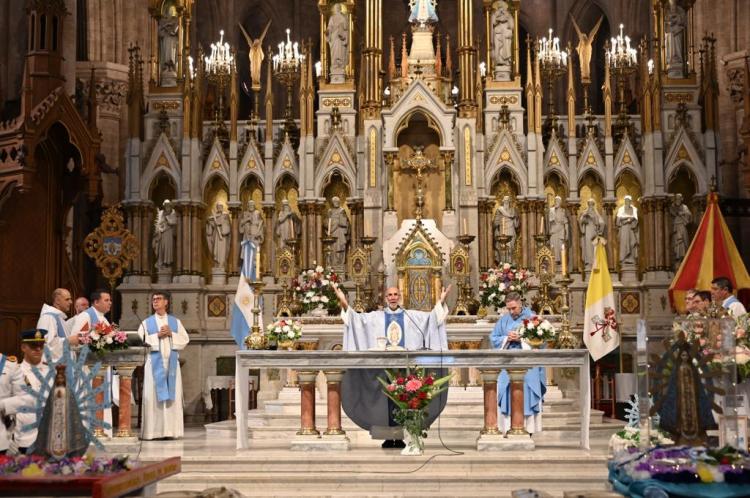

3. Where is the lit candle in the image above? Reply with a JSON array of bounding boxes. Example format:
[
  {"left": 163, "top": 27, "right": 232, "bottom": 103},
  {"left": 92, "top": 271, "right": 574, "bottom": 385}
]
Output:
[
  {"left": 256, "top": 248, "right": 261, "bottom": 278},
  {"left": 463, "top": 219, "right": 467, "bottom": 235},
  {"left": 539, "top": 216, "right": 544, "bottom": 235},
  {"left": 328, "top": 218, "right": 332, "bottom": 236},
  {"left": 561, "top": 243, "right": 568, "bottom": 276}
]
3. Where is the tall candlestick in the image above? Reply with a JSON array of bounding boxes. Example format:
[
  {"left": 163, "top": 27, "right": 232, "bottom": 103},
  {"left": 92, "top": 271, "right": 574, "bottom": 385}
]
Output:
[
  {"left": 327, "top": 218, "right": 332, "bottom": 236},
  {"left": 463, "top": 219, "right": 467, "bottom": 235},
  {"left": 538, "top": 215, "right": 544, "bottom": 235},
  {"left": 256, "top": 248, "right": 261, "bottom": 278},
  {"left": 561, "top": 243, "right": 568, "bottom": 276}
]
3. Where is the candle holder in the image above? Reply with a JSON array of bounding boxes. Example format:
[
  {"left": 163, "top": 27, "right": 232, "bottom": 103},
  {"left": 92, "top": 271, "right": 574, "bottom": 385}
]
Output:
[
  {"left": 555, "top": 273, "right": 578, "bottom": 349},
  {"left": 245, "top": 279, "right": 267, "bottom": 349},
  {"left": 204, "top": 30, "right": 234, "bottom": 133},
  {"left": 454, "top": 234, "right": 477, "bottom": 315},
  {"left": 273, "top": 29, "right": 304, "bottom": 139},
  {"left": 321, "top": 235, "right": 336, "bottom": 270},
  {"left": 607, "top": 24, "right": 638, "bottom": 138},
  {"left": 285, "top": 238, "right": 299, "bottom": 268},
  {"left": 496, "top": 234, "right": 513, "bottom": 265},
  {"left": 537, "top": 29, "right": 568, "bottom": 128},
  {"left": 360, "top": 236, "right": 378, "bottom": 310},
  {"left": 533, "top": 234, "right": 557, "bottom": 315}
]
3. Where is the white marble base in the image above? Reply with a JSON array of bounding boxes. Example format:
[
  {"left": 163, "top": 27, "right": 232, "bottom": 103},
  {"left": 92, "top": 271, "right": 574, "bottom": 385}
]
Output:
[
  {"left": 477, "top": 433, "right": 535, "bottom": 451},
  {"left": 210, "top": 268, "right": 227, "bottom": 285},
  {"left": 157, "top": 268, "right": 172, "bottom": 284},
  {"left": 620, "top": 265, "right": 638, "bottom": 284},
  {"left": 290, "top": 434, "right": 350, "bottom": 451}
]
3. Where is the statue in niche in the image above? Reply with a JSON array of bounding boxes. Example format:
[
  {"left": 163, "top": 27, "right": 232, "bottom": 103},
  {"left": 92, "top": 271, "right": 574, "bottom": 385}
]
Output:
[
  {"left": 206, "top": 203, "right": 231, "bottom": 269},
  {"left": 578, "top": 198, "right": 605, "bottom": 271},
  {"left": 666, "top": 0, "right": 687, "bottom": 78},
  {"left": 408, "top": 0, "right": 438, "bottom": 25},
  {"left": 240, "top": 201, "right": 264, "bottom": 249},
  {"left": 570, "top": 15, "right": 604, "bottom": 84},
  {"left": 669, "top": 193, "right": 692, "bottom": 265},
  {"left": 238, "top": 20, "right": 272, "bottom": 90},
  {"left": 275, "top": 199, "right": 301, "bottom": 251},
  {"left": 492, "top": 195, "right": 519, "bottom": 263},
  {"left": 327, "top": 4, "right": 349, "bottom": 84},
  {"left": 548, "top": 196, "right": 569, "bottom": 265},
  {"left": 325, "top": 196, "right": 350, "bottom": 266},
  {"left": 491, "top": 1, "right": 514, "bottom": 81},
  {"left": 153, "top": 199, "right": 177, "bottom": 269},
  {"left": 616, "top": 195, "right": 639, "bottom": 266},
  {"left": 158, "top": 13, "right": 179, "bottom": 86}
]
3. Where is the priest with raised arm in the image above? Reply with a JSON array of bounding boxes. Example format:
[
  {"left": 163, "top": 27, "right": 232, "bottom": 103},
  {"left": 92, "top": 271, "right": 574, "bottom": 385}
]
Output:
[{"left": 333, "top": 284, "right": 450, "bottom": 448}]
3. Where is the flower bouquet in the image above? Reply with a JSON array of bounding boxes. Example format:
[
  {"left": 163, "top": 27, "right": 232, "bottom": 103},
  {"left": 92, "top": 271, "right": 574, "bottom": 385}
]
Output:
[
  {"left": 517, "top": 315, "right": 557, "bottom": 348},
  {"left": 478, "top": 263, "right": 529, "bottom": 311},
  {"left": 0, "top": 453, "right": 134, "bottom": 477},
  {"left": 293, "top": 264, "right": 341, "bottom": 316},
  {"left": 735, "top": 313, "right": 750, "bottom": 382},
  {"left": 265, "top": 318, "right": 303, "bottom": 350},
  {"left": 78, "top": 322, "right": 127, "bottom": 354},
  {"left": 378, "top": 367, "right": 452, "bottom": 456}
]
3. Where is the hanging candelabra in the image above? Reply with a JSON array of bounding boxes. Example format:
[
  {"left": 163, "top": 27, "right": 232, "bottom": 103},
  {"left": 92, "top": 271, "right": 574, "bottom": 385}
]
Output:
[
  {"left": 537, "top": 28, "right": 568, "bottom": 126},
  {"left": 607, "top": 24, "right": 638, "bottom": 135},
  {"left": 204, "top": 30, "right": 234, "bottom": 132},
  {"left": 273, "top": 28, "right": 304, "bottom": 138}
]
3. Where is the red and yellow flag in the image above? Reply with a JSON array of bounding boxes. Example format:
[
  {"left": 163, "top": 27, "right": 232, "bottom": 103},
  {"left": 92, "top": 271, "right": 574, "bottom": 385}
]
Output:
[{"left": 669, "top": 192, "right": 750, "bottom": 313}]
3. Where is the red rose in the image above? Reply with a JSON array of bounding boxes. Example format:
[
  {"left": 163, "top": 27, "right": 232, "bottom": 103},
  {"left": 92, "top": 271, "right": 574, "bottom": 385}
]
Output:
[
  {"left": 396, "top": 377, "right": 405, "bottom": 385},
  {"left": 408, "top": 398, "right": 420, "bottom": 409},
  {"left": 424, "top": 376, "right": 434, "bottom": 385},
  {"left": 418, "top": 391, "right": 427, "bottom": 399},
  {"left": 399, "top": 393, "right": 409, "bottom": 402}
]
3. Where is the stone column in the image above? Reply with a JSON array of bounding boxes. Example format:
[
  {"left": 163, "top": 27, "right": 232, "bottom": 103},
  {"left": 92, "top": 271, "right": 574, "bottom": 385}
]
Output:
[
  {"left": 296, "top": 370, "right": 319, "bottom": 436},
  {"left": 322, "top": 370, "right": 349, "bottom": 449},
  {"left": 603, "top": 202, "right": 617, "bottom": 273},
  {"left": 508, "top": 368, "right": 527, "bottom": 435},
  {"left": 315, "top": 200, "right": 326, "bottom": 266},
  {"left": 641, "top": 199, "right": 655, "bottom": 272},
  {"left": 228, "top": 205, "right": 241, "bottom": 276},
  {"left": 477, "top": 199, "right": 488, "bottom": 270},
  {"left": 480, "top": 369, "right": 500, "bottom": 436},
  {"left": 92, "top": 374, "right": 105, "bottom": 437},
  {"left": 115, "top": 364, "right": 137, "bottom": 438},
  {"left": 567, "top": 203, "right": 582, "bottom": 274},
  {"left": 466, "top": 339, "right": 483, "bottom": 386},
  {"left": 655, "top": 198, "right": 667, "bottom": 271},
  {"left": 174, "top": 204, "right": 184, "bottom": 275},
  {"left": 518, "top": 200, "right": 529, "bottom": 267},
  {"left": 262, "top": 203, "right": 275, "bottom": 277},
  {"left": 448, "top": 341, "right": 464, "bottom": 387}
]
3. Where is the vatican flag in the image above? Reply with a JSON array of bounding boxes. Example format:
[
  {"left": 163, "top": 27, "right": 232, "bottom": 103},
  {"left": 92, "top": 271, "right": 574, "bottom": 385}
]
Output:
[
  {"left": 583, "top": 238, "right": 620, "bottom": 361},
  {"left": 230, "top": 241, "right": 260, "bottom": 348}
]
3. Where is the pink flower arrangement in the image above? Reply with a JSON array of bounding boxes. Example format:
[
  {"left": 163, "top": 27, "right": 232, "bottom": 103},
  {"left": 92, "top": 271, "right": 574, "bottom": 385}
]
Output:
[
  {"left": 479, "top": 262, "right": 530, "bottom": 309},
  {"left": 78, "top": 322, "right": 127, "bottom": 353}
]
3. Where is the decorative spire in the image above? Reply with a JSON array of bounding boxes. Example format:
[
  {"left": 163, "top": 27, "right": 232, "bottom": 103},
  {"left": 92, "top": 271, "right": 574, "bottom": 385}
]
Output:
[
  {"left": 435, "top": 32, "right": 442, "bottom": 77},
  {"left": 533, "top": 39, "right": 542, "bottom": 134},
  {"left": 475, "top": 54, "right": 484, "bottom": 133},
  {"left": 603, "top": 41, "right": 612, "bottom": 138},
  {"left": 230, "top": 53, "right": 238, "bottom": 141},
  {"left": 525, "top": 35, "right": 535, "bottom": 134},
  {"left": 388, "top": 35, "right": 396, "bottom": 83},
  {"left": 566, "top": 41, "right": 575, "bottom": 138},
  {"left": 401, "top": 32, "right": 409, "bottom": 80},
  {"left": 445, "top": 34, "right": 453, "bottom": 77},
  {"left": 264, "top": 45, "right": 274, "bottom": 143}
]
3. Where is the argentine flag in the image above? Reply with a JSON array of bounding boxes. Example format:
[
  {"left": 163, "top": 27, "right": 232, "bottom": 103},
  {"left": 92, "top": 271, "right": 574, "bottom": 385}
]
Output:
[{"left": 230, "top": 240, "right": 260, "bottom": 348}]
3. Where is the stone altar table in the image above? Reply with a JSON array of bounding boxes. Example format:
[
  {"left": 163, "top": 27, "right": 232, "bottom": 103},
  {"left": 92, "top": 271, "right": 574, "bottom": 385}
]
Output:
[{"left": 235, "top": 349, "right": 591, "bottom": 451}]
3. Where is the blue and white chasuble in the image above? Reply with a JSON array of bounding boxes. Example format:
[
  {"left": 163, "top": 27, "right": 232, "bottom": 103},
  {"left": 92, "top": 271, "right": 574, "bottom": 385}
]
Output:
[
  {"left": 490, "top": 307, "right": 547, "bottom": 434},
  {"left": 341, "top": 303, "right": 449, "bottom": 439}
]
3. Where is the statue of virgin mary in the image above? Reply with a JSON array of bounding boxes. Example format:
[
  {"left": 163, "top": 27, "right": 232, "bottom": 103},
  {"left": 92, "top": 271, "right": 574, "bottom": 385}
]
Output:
[{"left": 409, "top": 0, "right": 438, "bottom": 25}]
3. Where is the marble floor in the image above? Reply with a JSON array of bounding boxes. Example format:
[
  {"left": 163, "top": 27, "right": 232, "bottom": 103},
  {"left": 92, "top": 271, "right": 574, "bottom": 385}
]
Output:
[{"left": 111, "top": 425, "right": 620, "bottom": 497}]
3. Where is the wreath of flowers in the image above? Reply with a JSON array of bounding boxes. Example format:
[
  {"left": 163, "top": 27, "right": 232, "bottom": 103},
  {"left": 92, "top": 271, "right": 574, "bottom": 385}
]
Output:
[
  {"left": 478, "top": 262, "right": 529, "bottom": 310},
  {"left": 292, "top": 264, "right": 342, "bottom": 315}
]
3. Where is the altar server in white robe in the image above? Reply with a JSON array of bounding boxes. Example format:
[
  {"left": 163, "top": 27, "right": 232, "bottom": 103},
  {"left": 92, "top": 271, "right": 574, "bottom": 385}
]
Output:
[
  {"left": 137, "top": 291, "right": 190, "bottom": 440},
  {"left": 333, "top": 284, "right": 450, "bottom": 445},
  {"left": 489, "top": 292, "right": 546, "bottom": 435},
  {"left": 69, "top": 290, "right": 115, "bottom": 436}
]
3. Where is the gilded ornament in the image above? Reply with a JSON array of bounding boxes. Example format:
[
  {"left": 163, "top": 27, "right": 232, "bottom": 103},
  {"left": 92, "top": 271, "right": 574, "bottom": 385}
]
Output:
[{"left": 84, "top": 206, "right": 139, "bottom": 288}]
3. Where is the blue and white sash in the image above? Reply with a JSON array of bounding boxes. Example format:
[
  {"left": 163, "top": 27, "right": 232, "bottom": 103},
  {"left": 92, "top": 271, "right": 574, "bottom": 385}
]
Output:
[
  {"left": 145, "top": 314, "right": 180, "bottom": 403},
  {"left": 43, "top": 312, "right": 67, "bottom": 338},
  {"left": 724, "top": 295, "right": 740, "bottom": 309},
  {"left": 85, "top": 307, "right": 100, "bottom": 327},
  {"left": 0, "top": 354, "right": 6, "bottom": 376}
]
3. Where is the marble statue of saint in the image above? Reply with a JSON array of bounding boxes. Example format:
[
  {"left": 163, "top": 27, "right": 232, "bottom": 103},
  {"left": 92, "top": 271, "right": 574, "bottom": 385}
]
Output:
[
  {"left": 578, "top": 198, "right": 605, "bottom": 271},
  {"left": 408, "top": 0, "right": 438, "bottom": 25},
  {"left": 492, "top": 1, "right": 514, "bottom": 81},
  {"left": 238, "top": 20, "right": 272, "bottom": 90},
  {"left": 327, "top": 4, "right": 349, "bottom": 84},
  {"left": 275, "top": 199, "right": 300, "bottom": 251},
  {"left": 326, "top": 196, "right": 350, "bottom": 266},
  {"left": 492, "top": 195, "right": 519, "bottom": 264},
  {"left": 206, "top": 203, "right": 231, "bottom": 268},
  {"left": 548, "top": 196, "right": 569, "bottom": 264},
  {"left": 570, "top": 15, "right": 604, "bottom": 84},
  {"left": 158, "top": 13, "right": 179, "bottom": 86},
  {"left": 669, "top": 193, "right": 692, "bottom": 265},
  {"left": 240, "top": 201, "right": 264, "bottom": 248},
  {"left": 616, "top": 195, "right": 639, "bottom": 266},
  {"left": 666, "top": 0, "right": 687, "bottom": 78},
  {"left": 153, "top": 199, "right": 177, "bottom": 269}
]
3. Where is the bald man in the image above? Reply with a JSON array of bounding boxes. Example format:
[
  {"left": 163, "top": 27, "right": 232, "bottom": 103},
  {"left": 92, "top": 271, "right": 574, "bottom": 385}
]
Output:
[
  {"left": 36, "top": 288, "right": 77, "bottom": 361},
  {"left": 74, "top": 297, "right": 90, "bottom": 314}
]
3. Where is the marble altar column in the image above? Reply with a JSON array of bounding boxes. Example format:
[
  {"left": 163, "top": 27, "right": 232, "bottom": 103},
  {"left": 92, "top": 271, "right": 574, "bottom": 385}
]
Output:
[
  {"left": 323, "top": 370, "right": 349, "bottom": 449},
  {"left": 174, "top": 203, "right": 184, "bottom": 275},
  {"left": 296, "top": 370, "right": 319, "bottom": 436},
  {"left": 448, "top": 340, "right": 464, "bottom": 387},
  {"left": 315, "top": 200, "right": 326, "bottom": 267},
  {"left": 479, "top": 369, "right": 501, "bottom": 435},
  {"left": 641, "top": 198, "right": 656, "bottom": 272},
  {"left": 477, "top": 198, "right": 489, "bottom": 270},
  {"left": 299, "top": 201, "right": 311, "bottom": 269},
  {"left": 116, "top": 365, "right": 136, "bottom": 438},
  {"left": 603, "top": 201, "right": 617, "bottom": 273},
  {"left": 655, "top": 198, "right": 667, "bottom": 271},
  {"left": 93, "top": 374, "right": 105, "bottom": 437},
  {"left": 518, "top": 200, "right": 529, "bottom": 267},
  {"left": 508, "top": 368, "right": 527, "bottom": 435},
  {"left": 466, "top": 339, "right": 483, "bottom": 386}
]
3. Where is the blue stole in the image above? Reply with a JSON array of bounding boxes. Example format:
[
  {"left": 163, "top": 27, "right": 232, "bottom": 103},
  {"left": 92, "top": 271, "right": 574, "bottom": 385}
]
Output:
[
  {"left": 492, "top": 309, "right": 547, "bottom": 418},
  {"left": 723, "top": 295, "right": 739, "bottom": 309},
  {"left": 85, "top": 307, "right": 100, "bottom": 327},
  {"left": 43, "top": 312, "right": 67, "bottom": 338},
  {"left": 384, "top": 309, "right": 406, "bottom": 347},
  {"left": 145, "top": 314, "right": 180, "bottom": 403}
]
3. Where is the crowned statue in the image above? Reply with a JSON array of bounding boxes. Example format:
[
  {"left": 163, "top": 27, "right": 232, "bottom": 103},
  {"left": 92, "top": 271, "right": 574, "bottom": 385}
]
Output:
[{"left": 409, "top": 0, "right": 438, "bottom": 25}]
